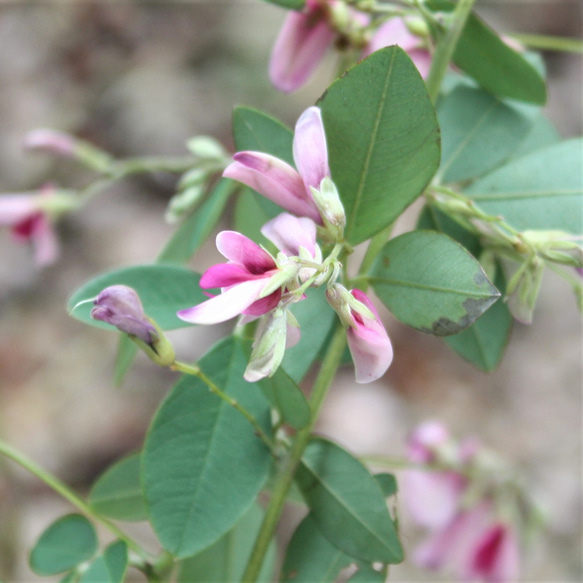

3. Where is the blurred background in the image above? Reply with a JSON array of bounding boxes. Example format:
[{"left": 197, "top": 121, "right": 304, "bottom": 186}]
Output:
[{"left": 0, "top": 1, "right": 581, "bottom": 581}]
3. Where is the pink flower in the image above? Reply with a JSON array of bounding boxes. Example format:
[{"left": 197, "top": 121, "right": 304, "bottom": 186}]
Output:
[
  {"left": 269, "top": 0, "right": 336, "bottom": 93},
  {"left": 362, "top": 17, "right": 431, "bottom": 78},
  {"left": 224, "top": 107, "right": 329, "bottom": 224},
  {"left": 23, "top": 129, "right": 75, "bottom": 157},
  {"left": 177, "top": 213, "right": 319, "bottom": 326},
  {"left": 402, "top": 422, "right": 466, "bottom": 530},
  {"left": 0, "top": 188, "right": 59, "bottom": 266},
  {"left": 415, "top": 503, "right": 521, "bottom": 583}
]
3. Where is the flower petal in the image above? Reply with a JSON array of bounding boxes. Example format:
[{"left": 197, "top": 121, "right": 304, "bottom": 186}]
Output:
[
  {"left": 0, "top": 195, "right": 38, "bottom": 225},
  {"left": 261, "top": 213, "right": 317, "bottom": 257},
  {"left": 30, "top": 215, "right": 59, "bottom": 266},
  {"left": 224, "top": 153, "right": 321, "bottom": 222},
  {"left": 269, "top": 8, "right": 335, "bottom": 93},
  {"left": 215, "top": 231, "right": 276, "bottom": 274},
  {"left": 200, "top": 263, "right": 264, "bottom": 289},
  {"left": 293, "top": 106, "right": 330, "bottom": 192},
  {"left": 177, "top": 278, "right": 269, "bottom": 325},
  {"left": 363, "top": 17, "right": 420, "bottom": 57},
  {"left": 244, "top": 289, "right": 283, "bottom": 316}
]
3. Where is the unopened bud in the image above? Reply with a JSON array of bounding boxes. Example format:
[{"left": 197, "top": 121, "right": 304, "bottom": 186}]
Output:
[
  {"left": 328, "top": 0, "right": 351, "bottom": 32},
  {"left": 24, "top": 129, "right": 76, "bottom": 157},
  {"left": 244, "top": 308, "right": 288, "bottom": 382},
  {"left": 326, "top": 283, "right": 358, "bottom": 327},
  {"left": 91, "top": 285, "right": 175, "bottom": 366},
  {"left": 506, "top": 257, "right": 545, "bottom": 324},
  {"left": 522, "top": 230, "right": 583, "bottom": 268},
  {"left": 310, "top": 177, "right": 346, "bottom": 241},
  {"left": 177, "top": 167, "right": 208, "bottom": 191},
  {"left": 405, "top": 17, "right": 429, "bottom": 38},
  {"left": 186, "top": 136, "right": 227, "bottom": 161},
  {"left": 165, "top": 184, "right": 205, "bottom": 223}
]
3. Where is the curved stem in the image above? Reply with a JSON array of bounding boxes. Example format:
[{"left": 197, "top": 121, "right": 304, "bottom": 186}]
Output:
[
  {"left": 425, "top": 0, "right": 477, "bottom": 102},
  {"left": 241, "top": 324, "right": 347, "bottom": 583},
  {"left": 509, "top": 33, "right": 583, "bottom": 54},
  {"left": 358, "top": 223, "right": 395, "bottom": 276},
  {"left": 171, "top": 361, "right": 275, "bottom": 453},
  {"left": 0, "top": 439, "right": 149, "bottom": 560}
]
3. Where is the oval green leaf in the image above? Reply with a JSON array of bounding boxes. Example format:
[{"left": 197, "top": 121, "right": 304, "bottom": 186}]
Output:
[
  {"left": 281, "top": 514, "right": 352, "bottom": 583},
  {"left": 370, "top": 231, "right": 500, "bottom": 336},
  {"left": 437, "top": 85, "right": 534, "bottom": 183},
  {"left": 78, "top": 541, "right": 128, "bottom": 583},
  {"left": 296, "top": 438, "right": 403, "bottom": 564},
  {"left": 319, "top": 46, "right": 440, "bottom": 245},
  {"left": 29, "top": 514, "right": 98, "bottom": 576},
  {"left": 68, "top": 265, "right": 206, "bottom": 331},
  {"left": 348, "top": 566, "right": 386, "bottom": 582},
  {"left": 509, "top": 112, "right": 560, "bottom": 161},
  {"left": 465, "top": 138, "right": 583, "bottom": 235},
  {"left": 177, "top": 504, "right": 275, "bottom": 583},
  {"left": 428, "top": 0, "right": 546, "bottom": 104},
  {"left": 89, "top": 453, "right": 148, "bottom": 522},
  {"left": 142, "top": 336, "right": 272, "bottom": 558}
]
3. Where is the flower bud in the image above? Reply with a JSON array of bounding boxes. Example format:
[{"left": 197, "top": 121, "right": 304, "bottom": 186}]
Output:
[
  {"left": 405, "top": 17, "right": 430, "bottom": 38},
  {"left": 506, "top": 257, "right": 545, "bottom": 324},
  {"left": 165, "top": 184, "right": 205, "bottom": 223},
  {"left": 186, "top": 136, "right": 228, "bottom": 161},
  {"left": 91, "top": 285, "right": 175, "bottom": 367},
  {"left": 23, "top": 129, "right": 76, "bottom": 157},
  {"left": 310, "top": 177, "right": 346, "bottom": 241},
  {"left": 244, "top": 308, "right": 288, "bottom": 382}
]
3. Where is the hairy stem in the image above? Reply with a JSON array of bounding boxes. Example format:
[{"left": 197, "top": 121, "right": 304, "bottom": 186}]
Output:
[
  {"left": 241, "top": 324, "right": 347, "bottom": 583},
  {"left": 425, "top": 0, "right": 477, "bottom": 102}
]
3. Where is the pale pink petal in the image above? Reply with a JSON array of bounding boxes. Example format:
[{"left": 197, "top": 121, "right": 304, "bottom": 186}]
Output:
[
  {"left": 215, "top": 230, "right": 276, "bottom": 274},
  {"left": 269, "top": 8, "right": 336, "bottom": 93},
  {"left": 200, "top": 263, "right": 265, "bottom": 289},
  {"left": 30, "top": 215, "right": 59, "bottom": 266},
  {"left": 0, "top": 195, "right": 38, "bottom": 224},
  {"left": 286, "top": 322, "right": 301, "bottom": 348},
  {"left": 177, "top": 278, "right": 269, "bottom": 324},
  {"left": 402, "top": 470, "right": 465, "bottom": 530},
  {"left": 261, "top": 213, "right": 317, "bottom": 257},
  {"left": 224, "top": 154, "right": 321, "bottom": 222},
  {"left": 363, "top": 17, "right": 420, "bottom": 57},
  {"left": 407, "top": 421, "right": 450, "bottom": 463},
  {"left": 244, "top": 289, "right": 283, "bottom": 316},
  {"left": 464, "top": 523, "right": 520, "bottom": 583},
  {"left": 347, "top": 290, "right": 393, "bottom": 383},
  {"left": 293, "top": 106, "right": 330, "bottom": 192},
  {"left": 409, "top": 48, "right": 432, "bottom": 79},
  {"left": 23, "top": 129, "right": 75, "bottom": 157}
]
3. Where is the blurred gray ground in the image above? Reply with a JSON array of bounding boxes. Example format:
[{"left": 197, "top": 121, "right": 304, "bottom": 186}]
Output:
[{"left": 0, "top": 1, "right": 581, "bottom": 582}]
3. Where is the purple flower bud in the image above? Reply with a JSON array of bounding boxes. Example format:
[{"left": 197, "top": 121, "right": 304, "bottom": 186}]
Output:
[{"left": 91, "top": 285, "right": 157, "bottom": 344}]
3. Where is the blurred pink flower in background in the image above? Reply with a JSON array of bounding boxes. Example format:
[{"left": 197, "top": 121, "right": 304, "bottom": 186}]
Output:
[
  {"left": 224, "top": 106, "right": 329, "bottom": 223},
  {"left": 0, "top": 187, "right": 59, "bottom": 266}
]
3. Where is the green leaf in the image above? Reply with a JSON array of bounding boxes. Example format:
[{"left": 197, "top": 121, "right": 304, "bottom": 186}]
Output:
[
  {"left": 437, "top": 85, "right": 534, "bottom": 183},
  {"left": 233, "top": 188, "right": 274, "bottom": 244},
  {"left": 78, "top": 541, "right": 128, "bottom": 583},
  {"left": 374, "top": 473, "right": 398, "bottom": 498},
  {"left": 465, "top": 138, "right": 583, "bottom": 235},
  {"left": 29, "top": 514, "right": 98, "bottom": 576},
  {"left": 348, "top": 566, "right": 386, "bottom": 582},
  {"left": 427, "top": 1, "right": 546, "bottom": 104},
  {"left": 60, "top": 573, "right": 80, "bottom": 583},
  {"left": 263, "top": 0, "right": 305, "bottom": 9},
  {"left": 296, "top": 438, "right": 403, "bottom": 564},
  {"left": 142, "top": 336, "right": 272, "bottom": 558},
  {"left": 89, "top": 453, "right": 147, "bottom": 522},
  {"left": 158, "top": 178, "right": 235, "bottom": 264},
  {"left": 444, "top": 267, "right": 513, "bottom": 371},
  {"left": 68, "top": 265, "right": 206, "bottom": 331},
  {"left": 178, "top": 504, "right": 275, "bottom": 583},
  {"left": 510, "top": 113, "right": 560, "bottom": 161},
  {"left": 320, "top": 46, "right": 440, "bottom": 245},
  {"left": 257, "top": 365, "right": 311, "bottom": 430},
  {"left": 417, "top": 207, "right": 513, "bottom": 370},
  {"left": 281, "top": 287, "right": 336, "bottom": 382},
  {"left": 281, "top": 514, "right": 352, "bottom": 583},
  {"left": 113, "top": 334, "right": 138, "bottom": 387},
  {"left": 232, "top": 106, "right": 294, "bottom": 219},
  {"left": 370, "top": 231, "right": 500, "bottom": 336}
]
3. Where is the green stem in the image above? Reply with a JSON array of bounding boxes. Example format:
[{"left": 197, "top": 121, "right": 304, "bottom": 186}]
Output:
[
  {"left": 241, "top": 324, "right": 347, "bottom": 583},
  {"left": 425, "top": 0, "right": 477, "bottom": 102},
  {"left": 0, "top": 439, "right": 149, "bottom": 560},
  {"left": 358, "top": 223, "right": 395, "bottom": 276},
  {"left": 171, "top": 361, "right": 275, "bottom": 453},
  {"left": 510, "top": 33, "right": 583, "bottom": 54}
]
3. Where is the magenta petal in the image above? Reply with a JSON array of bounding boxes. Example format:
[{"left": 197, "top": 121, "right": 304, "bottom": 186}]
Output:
[
  {"left": 293, "top": 106, "right": 330, "bottom": 191},
  {"left": 0, "top": 195, "right": 37, "bottom": 225},
  {"left": 224, "top": 155, "right": 321, "bottom": 222},
  {"left": 402, "top": 470, "right": 465, "bottom": 530},
  {"left": 30, "top": 215, "right": 59, "bottom": 266},
  {"left": 407, "top": 421, "right": 450, "bottom": 463},
  {"left": 215, "top": 231, "right": 276, "bottom": 274},
  {"left": 200, "top": 263, "right": 262, "bottom": 288},
  {"left": 269, "top": 8, "right": 336, "bottom": 93},
  {"left": 177, "top": 278, "right": 269, "bottom": 325},
  {"left": 261, "top": 213, "right": 317, "bottom": 257},
  {"left": 243, "top": 289, "right": 282, "bottom": 316}
]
